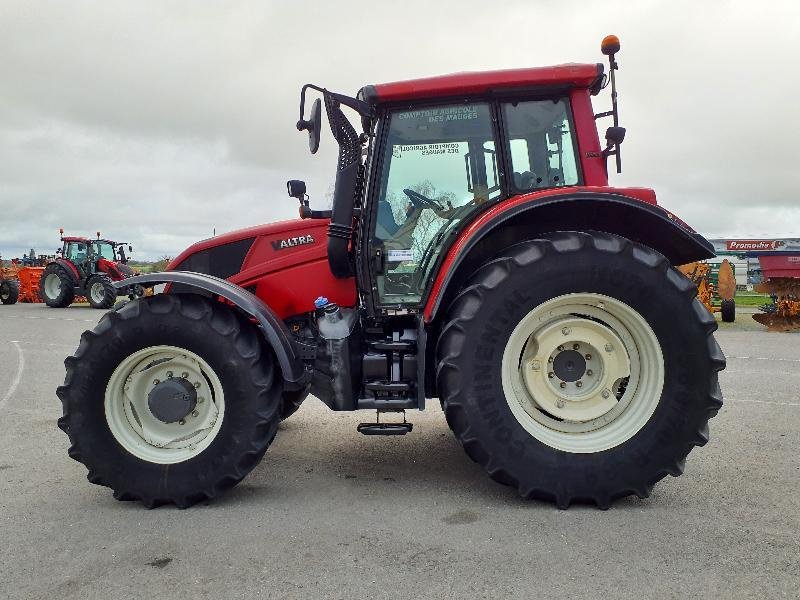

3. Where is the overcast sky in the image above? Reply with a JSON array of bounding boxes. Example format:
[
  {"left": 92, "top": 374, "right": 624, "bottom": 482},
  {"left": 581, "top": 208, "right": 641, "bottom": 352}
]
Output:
[{"left": 1, "top": 1, "right": 798, "bottom": 260}]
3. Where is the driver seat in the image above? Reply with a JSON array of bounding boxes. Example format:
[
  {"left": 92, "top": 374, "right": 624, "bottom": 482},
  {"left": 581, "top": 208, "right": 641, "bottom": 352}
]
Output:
[{"left": 376, "top": 200, "right": 401, "bottom": 238}]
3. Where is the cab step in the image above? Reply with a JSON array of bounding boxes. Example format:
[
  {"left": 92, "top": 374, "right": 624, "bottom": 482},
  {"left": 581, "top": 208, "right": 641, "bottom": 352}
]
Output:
[{"left": 357, "top": 422, "right": 413, "bottom": 436}]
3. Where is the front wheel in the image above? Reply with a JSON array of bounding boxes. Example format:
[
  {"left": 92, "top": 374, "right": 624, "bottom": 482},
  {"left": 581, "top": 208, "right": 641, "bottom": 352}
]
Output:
[
  {"left": 87, "top": 274, "right": 117, "bottom": 309},
  {"left": 57, "top": 294, "right": 283, "bottom": 508},
  {"left": 436, "top": 232, "right": 726, "bottom": 508}
]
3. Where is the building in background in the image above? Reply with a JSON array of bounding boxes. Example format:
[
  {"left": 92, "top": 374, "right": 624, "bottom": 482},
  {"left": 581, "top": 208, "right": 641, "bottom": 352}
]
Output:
[{"left": 707, "top": 239, "right": 800, "bottom": 288}]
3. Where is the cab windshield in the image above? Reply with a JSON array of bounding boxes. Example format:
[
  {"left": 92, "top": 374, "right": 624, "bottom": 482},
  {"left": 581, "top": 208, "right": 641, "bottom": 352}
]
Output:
[
  {"left": 374, "top": 102, "right": 499, "bottom": 304},
  {"left": 93, "top": 241, "right": 116, "bottom": 261}
]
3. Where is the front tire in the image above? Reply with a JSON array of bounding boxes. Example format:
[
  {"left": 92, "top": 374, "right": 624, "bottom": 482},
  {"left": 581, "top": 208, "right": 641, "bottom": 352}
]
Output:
[
  {"left": 87, "top": 274, "right": 117, "bottom": 309},
  {"left": 57, "top": 294, "right": 283, "bottom": 508},
  {"left": 40, "top": 263, "right": 75, "bottom": 308},
  {"left": 436, "top": 232, "right": 726, "bottom": 509},
  {"left": 0, "top": 279, "right": 19, "bottom": 305}
]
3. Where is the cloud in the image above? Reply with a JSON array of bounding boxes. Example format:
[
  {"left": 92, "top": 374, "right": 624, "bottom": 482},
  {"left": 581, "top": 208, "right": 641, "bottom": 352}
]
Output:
[{"left": 0, "top": 0, "right": 798, "bottom": 259}]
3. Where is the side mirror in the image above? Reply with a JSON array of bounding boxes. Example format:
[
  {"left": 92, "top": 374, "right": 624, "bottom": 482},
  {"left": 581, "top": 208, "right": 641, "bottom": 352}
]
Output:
[
  {"left": 287, "top": 180, "right": 307, "bottom": 200},
  {"left": 603, "top": 126, "right": 626, "bottom": 174},
  {"left": 128, "top": 245, "right": 133, "bottom": 252},
  {"left": 296, "top": 98, "right": 322, "bottom": 154},
  {"left": 605, "top": 126, "right": 626, "bottom": 146}
]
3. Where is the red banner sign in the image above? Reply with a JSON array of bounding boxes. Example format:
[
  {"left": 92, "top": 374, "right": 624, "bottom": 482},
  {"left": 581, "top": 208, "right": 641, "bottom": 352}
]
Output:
[{"left": 726, "top": 240, "right": 784, "bottom": 251}]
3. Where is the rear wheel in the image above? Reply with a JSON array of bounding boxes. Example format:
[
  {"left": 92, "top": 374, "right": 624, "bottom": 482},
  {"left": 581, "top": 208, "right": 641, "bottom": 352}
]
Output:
[
  {"left": 87, "top": 274, "right": 117, "bottom": 309},
  {"left": 720, "top": 299, "right": 735, "bottom": 323},
  {"left": 57, "top": 294, "right": 283, "bottom": 508},
  {"left": 0, "top": 279, "right": 19, "bottom": 305},
  {"left": 40, "top": 263, "right": 75, "bottom": 308},
  {"left": 436, "top": 232, "right": 725, "bottom": 508}
]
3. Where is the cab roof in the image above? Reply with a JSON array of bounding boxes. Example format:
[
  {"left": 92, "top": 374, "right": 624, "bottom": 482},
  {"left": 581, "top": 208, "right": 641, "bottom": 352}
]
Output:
[
  {"left": 362, "top": 63, "right": 604, "bottom": 105},
  {"left": 62, "top": 237, "right": 119, "bottom": 244}
]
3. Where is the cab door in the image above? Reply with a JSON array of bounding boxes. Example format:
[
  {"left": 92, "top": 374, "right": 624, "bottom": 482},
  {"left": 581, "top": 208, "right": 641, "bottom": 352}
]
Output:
[{"left": 368, "top": 101, "right": 502, "bottom": 308}]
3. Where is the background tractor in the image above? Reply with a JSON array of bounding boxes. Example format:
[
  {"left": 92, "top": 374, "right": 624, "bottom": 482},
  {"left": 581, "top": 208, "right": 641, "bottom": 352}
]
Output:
[
  {"left": 40, "top": 230, "right": 141, "bottom": 309},
  {"left": 58, "top": 36, "right": 725, "bottom": 510}
]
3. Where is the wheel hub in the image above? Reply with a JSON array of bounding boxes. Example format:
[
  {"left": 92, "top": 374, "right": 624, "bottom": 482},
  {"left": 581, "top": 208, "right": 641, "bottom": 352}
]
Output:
[
  {"left": 521, "top": 316, "right": 631, "bottom": 423},
  {"left": 105, "top": 346, "right": 225, "bottom": 464},
  {"left": 552, "top": 349, "right": 586, "bottom": 382},
  {"left": 147, "top": 378, "right": 198, "bottom": 424},
  {"left": 45, "top": 273, "right": 61, "bottom": 299}
]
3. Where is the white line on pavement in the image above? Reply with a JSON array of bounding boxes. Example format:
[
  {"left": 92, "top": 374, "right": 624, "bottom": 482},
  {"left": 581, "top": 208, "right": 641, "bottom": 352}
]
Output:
[
  {"left": 0, "top": 341, "right": 24, "bottom": 410},
  {"left": 1, "top": 314, "right": 95, "bottom": 323},
  {"left": 728, "top": 355, "right": 800, "bottom": 363},
  {"left": 728, "top": 398, "right": 800, "bottom": 407}
]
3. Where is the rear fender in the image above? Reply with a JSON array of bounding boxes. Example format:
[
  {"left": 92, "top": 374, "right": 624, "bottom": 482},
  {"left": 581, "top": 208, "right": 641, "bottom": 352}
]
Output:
[
  {"left": 424, "top": 191, "right": 715, "bottom": 322},
  {"left": 114, "top": 272, "right": 308, "bottom": 389},
  {"left": 54, "top": 259, "right": 80, "bottom": 281}
]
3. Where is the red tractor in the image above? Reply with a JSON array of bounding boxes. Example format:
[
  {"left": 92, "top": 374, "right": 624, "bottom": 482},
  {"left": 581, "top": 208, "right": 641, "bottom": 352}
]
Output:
[
  {"left": 41, "top": 230, "right": 140, "bottom": 309},
  {"left": 58, "top": 37, "right": 725, "bottom": 509}
]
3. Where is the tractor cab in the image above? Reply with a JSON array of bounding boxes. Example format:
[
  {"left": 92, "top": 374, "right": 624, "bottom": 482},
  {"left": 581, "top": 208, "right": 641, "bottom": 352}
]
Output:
[
  {"left": 369, "top": 96, "right": 580, "bottom": 305},
  {"left": 292, "top": 53, "right": 621, "bottom": 314},
  {"left": 60, "top": 237, "right": 92, "bottom": 277}
]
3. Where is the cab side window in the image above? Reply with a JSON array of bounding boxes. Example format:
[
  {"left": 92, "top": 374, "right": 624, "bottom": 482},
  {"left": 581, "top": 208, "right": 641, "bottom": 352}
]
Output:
[{"left": 503, "top": 98, "right": 580, "bottom": 191}]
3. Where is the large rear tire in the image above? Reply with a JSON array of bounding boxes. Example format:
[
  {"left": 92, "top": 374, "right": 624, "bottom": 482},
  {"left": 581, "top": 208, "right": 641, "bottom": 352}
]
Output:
[
  {"left": 0, "top": 279, "right": 19, "bottom": 305},
  {"left": 86, "top": 274, "right": 117, "bottom": 309},
  {"left": 40, "top": 263, "right": 75, "bottom": 308},
  {"left": 436, "top": 232, "right": 726, "bottom": 509},
  {"left": 57, "top": 294, "right": 283, "bottom": 508}
]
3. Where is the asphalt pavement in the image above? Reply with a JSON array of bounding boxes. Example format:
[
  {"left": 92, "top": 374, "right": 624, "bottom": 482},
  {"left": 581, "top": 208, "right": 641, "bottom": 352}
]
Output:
[{"left": 0, "top": 303, "right": 798, "bottom": 599}]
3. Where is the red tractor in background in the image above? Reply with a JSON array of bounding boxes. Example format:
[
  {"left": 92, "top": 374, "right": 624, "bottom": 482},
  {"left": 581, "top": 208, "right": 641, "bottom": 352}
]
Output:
[
  {"left": 41, "top": 230, "right": 141, "bottom": 309},
  {"left": 58, "top": 36, "right": 725, "bottom": 509}
]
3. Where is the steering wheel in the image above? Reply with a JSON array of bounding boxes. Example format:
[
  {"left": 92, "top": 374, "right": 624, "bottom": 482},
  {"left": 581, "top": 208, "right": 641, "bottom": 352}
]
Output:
[{"left": 403, "top": 188, "right": 444, "bottom": 211}]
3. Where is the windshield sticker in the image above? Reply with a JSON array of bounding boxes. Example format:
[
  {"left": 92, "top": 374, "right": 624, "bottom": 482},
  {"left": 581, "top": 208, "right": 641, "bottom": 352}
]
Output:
[
  {"left": 398, "top": 106, "right": 478, "bottom": 123},
  {"left": 396, "top": 142, "right": 461, "bottom": 157},
  {"left": 387, "top": 249, "right": 414, "bottom": 262}
]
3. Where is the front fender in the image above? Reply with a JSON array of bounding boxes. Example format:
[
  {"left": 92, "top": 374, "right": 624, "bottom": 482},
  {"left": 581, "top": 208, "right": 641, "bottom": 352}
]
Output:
[{"left": 114, "top": 271, "right": 307, "bottom": 388}]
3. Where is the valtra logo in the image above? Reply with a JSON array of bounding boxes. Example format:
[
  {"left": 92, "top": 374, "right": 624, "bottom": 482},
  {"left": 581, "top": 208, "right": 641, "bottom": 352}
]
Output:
[
  {"left": 726, "top": 240, "right": 784, "bottom": 251},
  {"left": 270, "top": 234, "right": 315, "bottom": 251}
]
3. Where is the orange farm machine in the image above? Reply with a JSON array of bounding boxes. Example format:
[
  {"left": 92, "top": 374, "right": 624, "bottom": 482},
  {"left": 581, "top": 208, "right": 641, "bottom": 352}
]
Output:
[
  {"left": 0, "top": 251, "right": 53, "bottom": 304},
  {"left": 752, "top": 254, "right": 800, "bottom": 331},
  {"left": 677, "top": 259, "right": 736, "bottom": 322}
]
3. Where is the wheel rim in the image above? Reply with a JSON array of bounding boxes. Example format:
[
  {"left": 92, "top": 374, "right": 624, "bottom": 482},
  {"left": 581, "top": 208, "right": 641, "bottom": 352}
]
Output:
[
  {"left": 90, "top": 282, "right": 105, "bottom": 304},
  {"left": 44, "top": 273, "right": 61, "bottom": 299},
  {"left": 104, "top": 345, "right": 225, "bottom": 464},
  {"left": 501, "top": 293, "right": 664, "bottom": 453}
]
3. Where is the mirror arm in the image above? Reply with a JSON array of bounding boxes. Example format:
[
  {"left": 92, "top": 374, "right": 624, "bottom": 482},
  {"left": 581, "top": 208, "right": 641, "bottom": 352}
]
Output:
[
  {"left": 601, "top": 144, "right": 622, "bottom": 175},
  {"left": 299, "top": 83, "right": 374, "bottom": 121},
  {"left": 299, "top": 206, "right": 332, "bottom": 220}
]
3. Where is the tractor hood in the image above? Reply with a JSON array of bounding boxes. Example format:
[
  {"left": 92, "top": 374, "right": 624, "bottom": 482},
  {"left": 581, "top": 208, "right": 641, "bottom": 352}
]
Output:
[{"left": 167, "top": 218, "right": 356, "bottom": 318}]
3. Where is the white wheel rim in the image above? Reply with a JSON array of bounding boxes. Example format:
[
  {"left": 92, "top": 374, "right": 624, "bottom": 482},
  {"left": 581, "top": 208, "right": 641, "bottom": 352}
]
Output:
[
  {"left": 501, "top": 293, "right": 664, "bottom": 453},
  {"left": 90, "top": 282, "right": 105, "bottom": 304},
  {"left": 44, "top": 273, "right": 61, "bottom": 299},
  {"left": 104, "top": 345, "right": 225, "bottom": 464}
]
